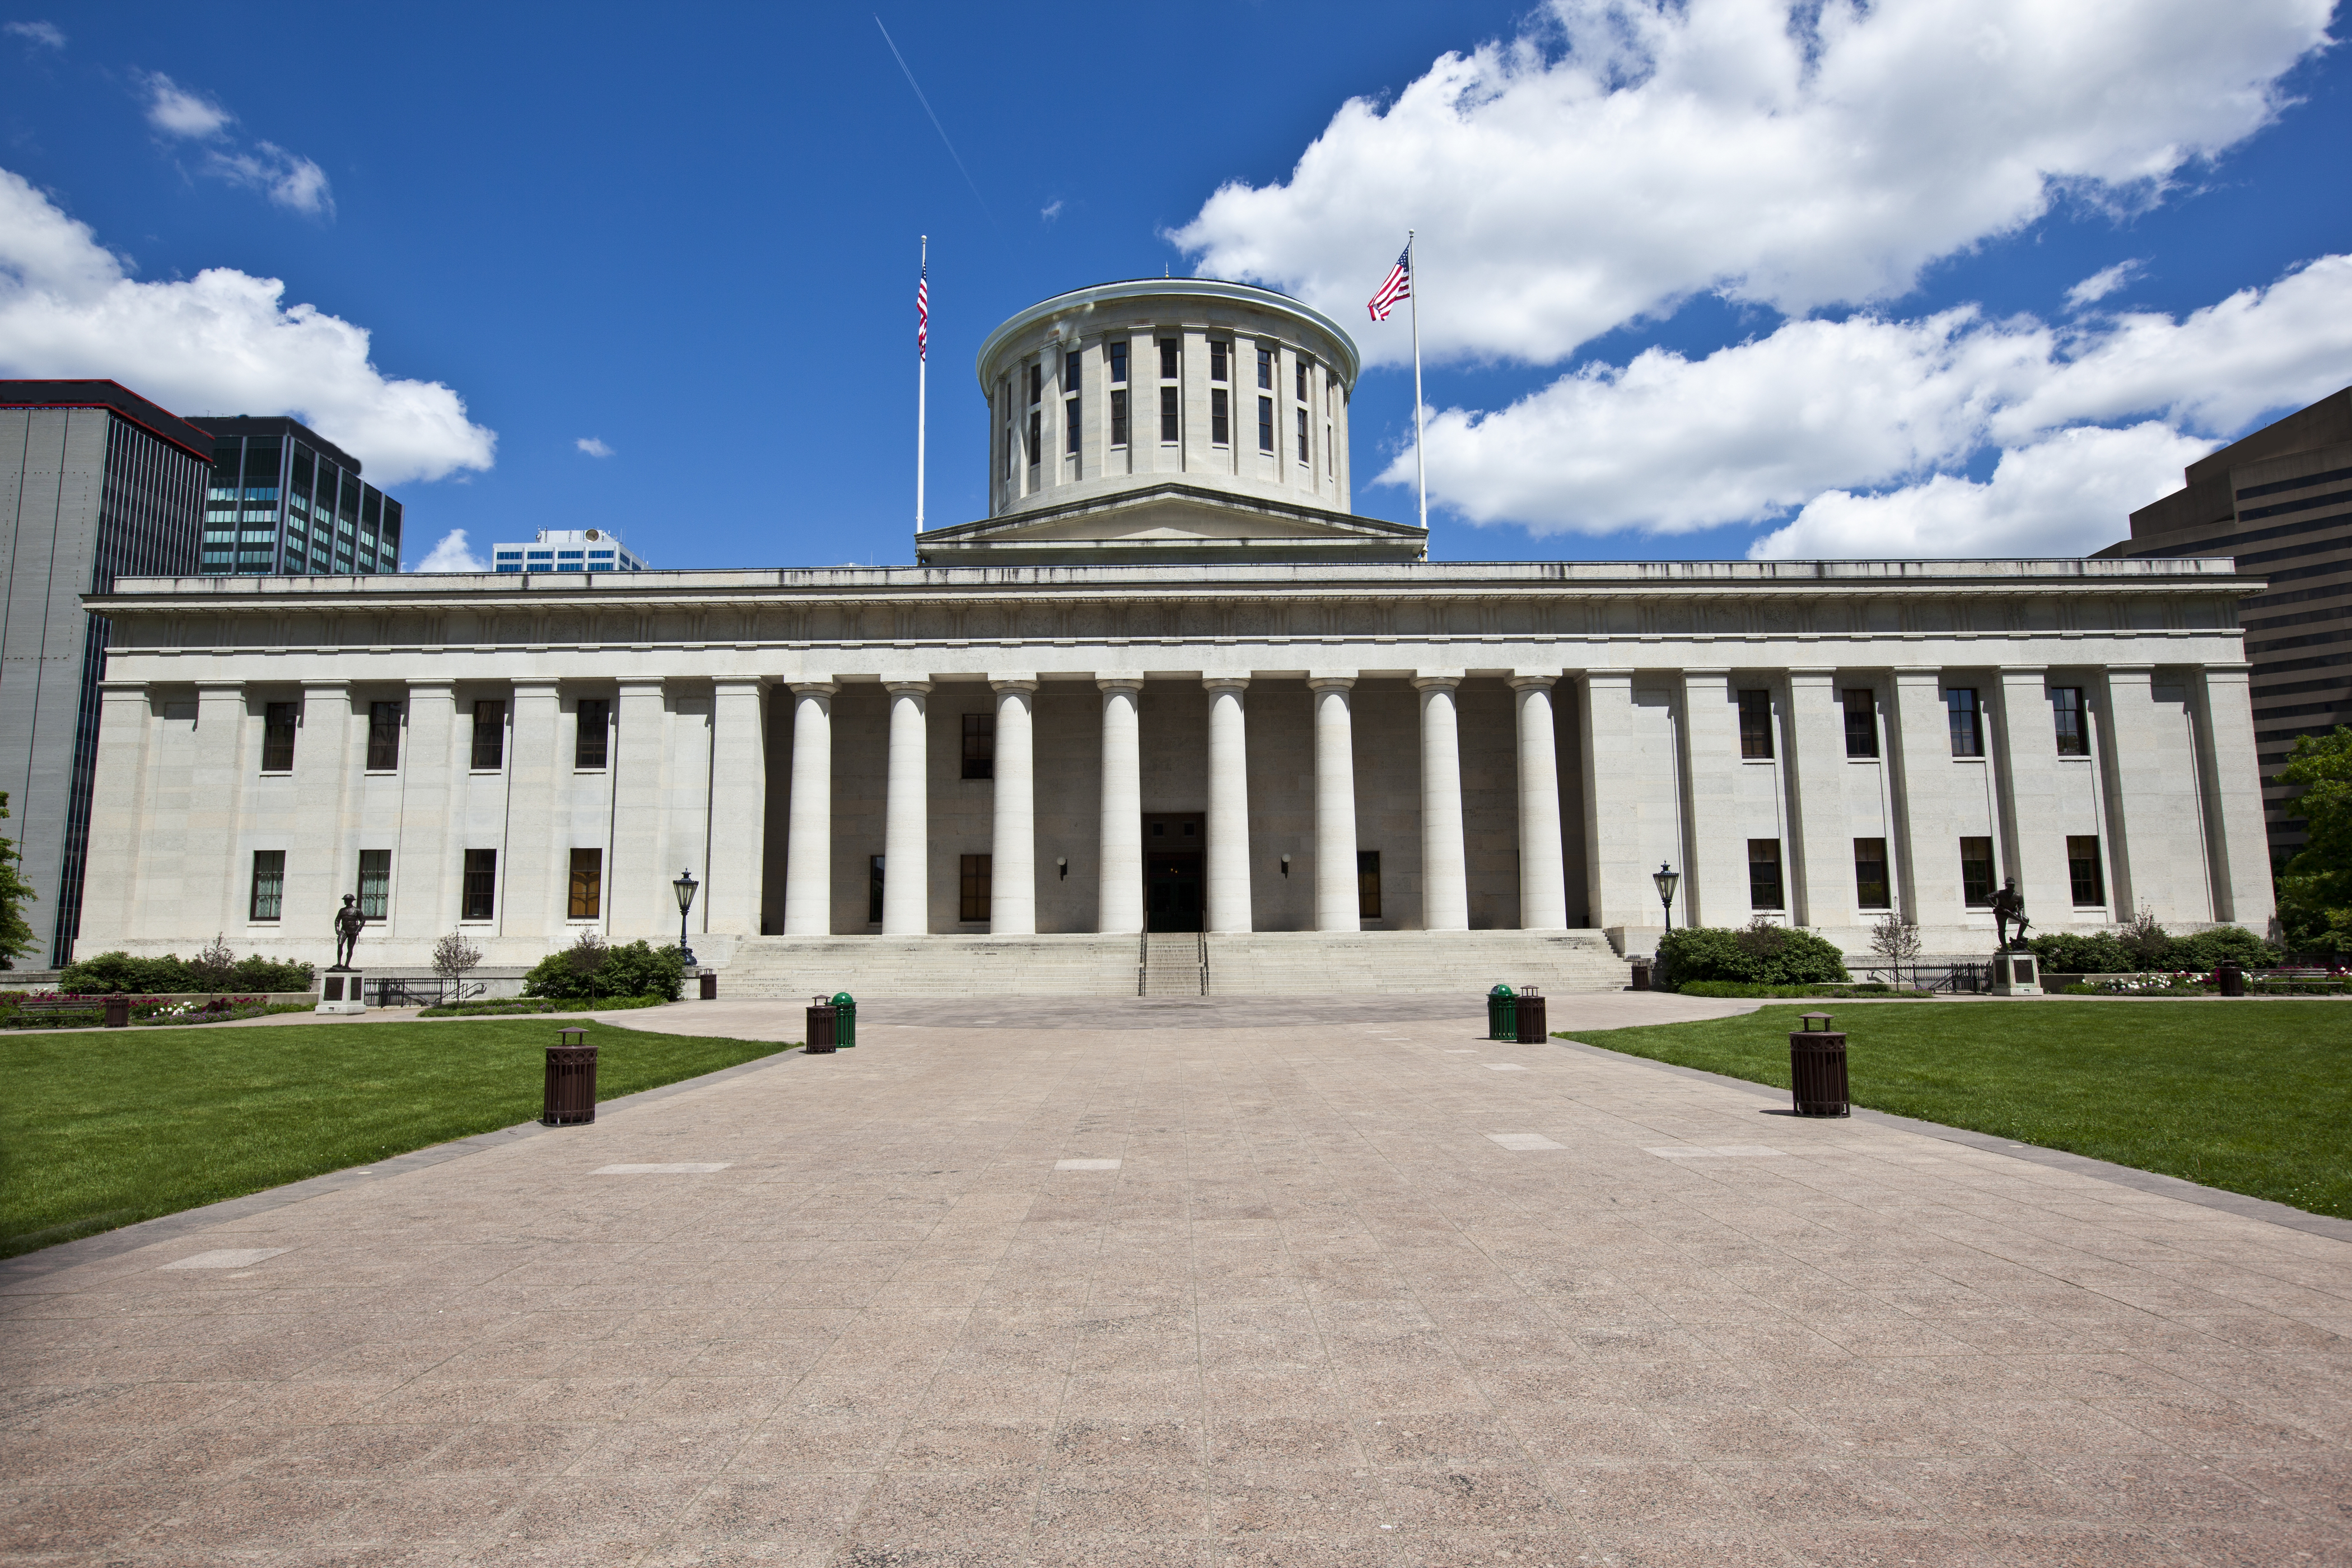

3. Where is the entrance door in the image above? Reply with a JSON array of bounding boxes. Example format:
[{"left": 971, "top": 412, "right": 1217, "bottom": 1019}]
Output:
[{"left": 1144, "top": 814, "right": 1205, "bottom": 932}]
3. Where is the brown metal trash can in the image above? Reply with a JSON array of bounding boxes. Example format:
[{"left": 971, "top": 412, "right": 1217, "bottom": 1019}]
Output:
[
  {"left": 698, "top": 970, "right": 718, "bottom": 1001},
  {"left": 1630, "top": 960, "right": 1651, "bottom": 992},
  {"left": 103, "top": 996, "right": 130, "bottom": 1029},
  {"left": 543, "top": 1029, "right": 598, "bottom": 1125},
  {"left": 806, "top": 997, "right": 838, "bottom": 1053},
  {"left": 2216, "top": 962, "right": 2246, "bottom": 997},
  {"left": 1513, "top": 988, "right": 1547, "bottom": 1044},
  {"left": 1789, "top": 1012, "right": 1849, "bottom": 1118}
]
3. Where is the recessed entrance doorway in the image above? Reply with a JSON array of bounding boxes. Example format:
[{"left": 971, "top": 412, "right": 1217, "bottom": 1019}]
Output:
[{"left": 1144, "top": 814, "right": 1204, "bottom": 932}]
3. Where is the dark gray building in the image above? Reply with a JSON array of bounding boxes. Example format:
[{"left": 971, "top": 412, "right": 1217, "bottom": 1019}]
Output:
[
  {"left": 1, "top": 381, "right": 211, "bottom": 964},
  {"left": 187, "top": 416, "right": 404, "bottom": 576},
  {"left": 2098, "top": 387, "right": 2352, "bottom": 866}
]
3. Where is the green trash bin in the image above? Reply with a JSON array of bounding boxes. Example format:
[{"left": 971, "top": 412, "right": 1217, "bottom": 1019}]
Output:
[
  {"left": 1486, "top": 984, "right": 1516, "bottom": 1042},
  {"left": 832, "top": 991, "right": 856, "bottom": 1048}
]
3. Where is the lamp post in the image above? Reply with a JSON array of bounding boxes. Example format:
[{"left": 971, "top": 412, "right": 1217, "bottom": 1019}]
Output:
[
  {"left": 672, "top": 868, "right": 699, "bottom": 969},
  {"left": 1653, "top": 862, "right": 1681, "bottom": 933}
]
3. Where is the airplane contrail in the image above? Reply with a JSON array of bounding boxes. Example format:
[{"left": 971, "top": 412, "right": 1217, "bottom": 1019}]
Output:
[{"left": 874, "top": 15, "right": 996, "bottom": 228}]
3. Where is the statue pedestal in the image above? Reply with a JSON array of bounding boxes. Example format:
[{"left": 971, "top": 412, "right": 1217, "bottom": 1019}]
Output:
[
  {"left": 1989, "top": 951, "right": 2041, "bottom": 996},
  {"left": 316, "top": 968, "right": 368, "bottom": 1015}
]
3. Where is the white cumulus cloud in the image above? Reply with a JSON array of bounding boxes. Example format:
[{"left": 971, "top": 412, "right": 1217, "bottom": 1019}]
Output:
[
  {"left": 6, "top": 21, "right": 65, "bottom": 49},
  {"left": 1389, "top": 254, "right": 2352, "bottom": 552},
  {"left": 137, "top": 72, "right": 333, "bottom": 216},
  {"left": 1174, "top": 0, "right": 2334, "bottom": 367},
  {"left": 412, "top": 529, "right": 487, "bottom": 573},
  {"left": 2065, "top": 260, "right": 2145, "bottom": 310},
  {"left": 0, "top": 169, "right": 495, "bottom": 485},
  {"left": 141, "top": 72, "right": 232, "bottom": 139},
  {"left": 576, "top": 436, "right": 614, "bottom": 458}
]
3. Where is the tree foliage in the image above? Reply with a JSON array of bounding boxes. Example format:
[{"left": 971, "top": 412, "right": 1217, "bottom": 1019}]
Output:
[
  {"left": 2274, "top": 727, "right": 2352, "bottom": 953},
  {"left": 1656, "top": 919, "right": 1849, "bottom": 987},
  {"left": 0, "top": 791, "right": 38, "bottom": 965},
  {"left": 430, "top": 931, "right": 484, "bottom": 983}
]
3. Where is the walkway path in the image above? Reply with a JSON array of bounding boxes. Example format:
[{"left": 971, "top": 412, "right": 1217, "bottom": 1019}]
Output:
[{"left": 4, "top": 1002, "right": 2346, "bottom": 1564}]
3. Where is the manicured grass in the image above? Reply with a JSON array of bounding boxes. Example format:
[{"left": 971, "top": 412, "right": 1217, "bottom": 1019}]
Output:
[
  {"left": 0, "top": 1019, "right": 790, "bottom": 1258},
  {"left": 1566, "top": 1001, "right": 2352, "bottom": 1220}
]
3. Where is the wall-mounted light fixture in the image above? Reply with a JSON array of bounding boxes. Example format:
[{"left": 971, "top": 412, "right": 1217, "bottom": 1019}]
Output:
[
  {"left": 1280, "top": 854, "right": 1291, "bottom": 877},
  {"left": 1057, "top": 857, "right": 1068, "bottom": 880}
]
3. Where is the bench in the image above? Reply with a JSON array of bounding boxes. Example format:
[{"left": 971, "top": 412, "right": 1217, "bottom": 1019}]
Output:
[{"left": 6, "top": 998, "right": 109, "bottom": 1026}]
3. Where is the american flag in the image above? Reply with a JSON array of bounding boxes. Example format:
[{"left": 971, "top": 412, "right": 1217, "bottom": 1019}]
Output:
[
  {"left": 1366, "top": 243, "right": 1411, "bottom": 321},
  {"left": 917, "top": 264, "right": 929, "bottom": 361}
]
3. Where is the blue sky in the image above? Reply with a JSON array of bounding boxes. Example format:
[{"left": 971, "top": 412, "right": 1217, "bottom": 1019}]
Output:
[{"left": 1, "top": 1, "right": 2347, "bottom": 569}]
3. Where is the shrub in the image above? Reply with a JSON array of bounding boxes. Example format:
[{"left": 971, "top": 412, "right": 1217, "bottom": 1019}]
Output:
[
  {"left": 2032, "top": 925, "right": 2278, "bottom": 975},
  {"left": 1656, "top": 921, "right": 1848, "bottom": 988},
  {"left": 521, "top": 939, "right": 684, "bottom": 1001},
  {"left": 2029, "top": 931, "right": 2133, "bottom": 974},
  {"left": 2167, "top": 925, "right": 2278, "bottom": 970},
  {"left": 58, "top": 950, "right": 315, "bottom": 995}
]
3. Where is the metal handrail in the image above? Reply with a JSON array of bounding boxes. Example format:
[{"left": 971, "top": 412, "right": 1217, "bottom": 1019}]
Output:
[
  {"left": 1137, "top": 930, "right": 1148, "bottom": 997},
  {"left": 1196, "top": 929, "right": 1210, "bottom": 996}
]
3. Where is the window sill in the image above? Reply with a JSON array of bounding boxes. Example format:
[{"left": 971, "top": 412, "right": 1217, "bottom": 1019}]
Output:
[
  {"left": 1742, "top": 756, "right": 1775, "bottom": 764},
  {"left": 469, "top": 769, "right": 504, "bottom": 776},
  {"left": 259, "top": 770, "right": 292, "bottom": 777},
  {"left": 364, "top": 769, "right": 398, "bottom": 777},
  {"left": 573, "top": 768, "right": 608, "bottom": 776},
  {"left": 458, "top": 920, "right": 494, "bottom": 927}
]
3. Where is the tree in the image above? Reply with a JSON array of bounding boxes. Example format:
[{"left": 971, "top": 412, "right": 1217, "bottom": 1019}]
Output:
[
  {"left": 188, "top": 933, "right": 237, "bottom": 992},
  {"left": 2117, "top": 906, "right": 2171, "bottom": 968},
  {"left": 2274, "top": 726, "right": 2352, "bottom": 954},
  {"left": 431, "top": 931, "right": 484, "bottom": 997},
  {"left": 1868, "top": 912, "right": 1922, "bottom": 989},
  {"left": 0, "top": 791, "right": 36, "bottom": 967}
]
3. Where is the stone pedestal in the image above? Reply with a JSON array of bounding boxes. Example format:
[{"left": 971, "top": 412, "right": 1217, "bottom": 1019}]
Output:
[
  {"left": 1988, "top": 951, "right": 2041, "bottom": 996},
  {"left": 316, "top": 969, "right": 368, "bottom": 1015}
]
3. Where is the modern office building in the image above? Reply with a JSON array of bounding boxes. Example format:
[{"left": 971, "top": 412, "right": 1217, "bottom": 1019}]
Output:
[
  {"left": 76, "top": 282, "right": 2274, "bottom": 994},
  {"left": 491, "top": 529, "right": 650, "bottom": 573},
  {"left": 2097, "top": 388, "right": 2352, "bottom": 865},
  {"left": 1, "top": 380, "right": 211, "bottom": 964},
  {"left": 187, "top": 416, "right": 405, "bottom": 577}
]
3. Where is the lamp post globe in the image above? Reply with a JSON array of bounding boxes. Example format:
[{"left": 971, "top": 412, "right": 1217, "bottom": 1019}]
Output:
[
  {"left": 1653, "top": 862, "right": 1681, "bottom": 933},
  {"left": 672, "top": 868, "right": 699, "bottom": 969}
]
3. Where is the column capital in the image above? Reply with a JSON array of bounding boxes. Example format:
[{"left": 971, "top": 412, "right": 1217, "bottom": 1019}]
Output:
[
  {"left": 1203, "top": 675, "right": 1250, "bottom": 693},
  {"left": 1410, "top": 670, "right": 1463, "bottom": 690},
  {"left": 712, "top": 674, "right": 771, "bottom": 693},
  {"left": 2197, "top": 662, "right": 2254, "bottom": 678},
  {"left": 1095, "top": 674, "right": 1145, "bottom": 694},
  {"left": 510, "top": 675, "right": 563, "bottom": 693},
  {"left": 2102, "top": 665, "right": 2157, "bottom": 681},
  {"left": 195, "top": 680, "right": 246, "bottom": 698},
  {"left": 989, "top": 674, "right": 1040, "bottom": 694},
  {"left": 1784, "top": 667, "right": 1837, "bottom": 683},
  {"left": 789, "top": 679, "right": 841, "bottom": 698},
  {"left": 617, "top": 675, "right": 667, "bottom": 695},
  {"left": 1306, "top": 673, "right": 1356, "bottom": 692},
  {"left": 1505, "top": 671, "right": 1559, "bottom": 691},
  {"left": 1579, "top": 667, "right": 1634, "bottom": 690},
  {"left": 884, "top": 679, "right": 935, "bottom": 697},
  {"left": 98, "top": 679, "right": 150, "bottom": 695}
]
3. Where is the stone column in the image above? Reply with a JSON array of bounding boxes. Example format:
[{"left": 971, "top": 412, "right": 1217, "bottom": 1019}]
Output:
[
  {"left": 1509, "top": 673, "right": 1567, "bottom": 931},
  {"left": 392, "top": 682, "right": 458, "bottom": 941},
  {"left": 2190, "top": 664, "right": 2276, "bottom": 929},
  {"left": 2098, "top": 665, "right": 2208, "bottom": 923},
  {"left": 881, "top": 680, "right": 931, "bottom": 935},
  {"left": 191, "top": 682, "right": 249, "bottom": 935},
  {"left": 608, "top": 678, "right": 669, "bottom": 940},
  {"left": 1413, "top": 673, "right": 1468, "bottom": 931},
  {"left": 782, "top": 680, "right": 837, "bottom": 936},
  {"left": 79, "top": 680, "right": 153, "bottom": 948},
  {"left": 1578, "top": 670, "right": 1649, "bottom": 930},
  {"left": 1783, "top": 670, "right": 1851, "bottom": 931},
  {"left": 1205, "top": 676, "right": 1253, "bottom": 934},
  {"left": 1989, "top": 668, "right": 2069, "bottom": 931},
  {"left": 990, "top": 676, "right": 1038, "bottom": 935},
  {"left": 505, "top": 678, "right": 564, "bottom": 942},
  {"left": 1884, "top": 668, "right": 1963, "bottom": 921},
  {"left": 1096, "top": 677, "right": 1145, "bottom": 934},
  {"left": 708, "top": 676, "right": 770, "bottom": 936},
  {"left": 1309, "top": 674, "right": 1359, "bottom": 932},
  {"left": 287, "top": 679, "right": 353, "bottom": 945},
  {"left": 1677, "top": 670, "right": 1746, "bottom": 928}
]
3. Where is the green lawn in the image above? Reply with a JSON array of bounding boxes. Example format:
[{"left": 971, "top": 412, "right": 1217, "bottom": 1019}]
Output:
[
  {"left": 1566, "top": 1001, "right": 2352, "bottom": 1220},
  {"left": 0, "top": 1019, "right": 789, "bottom": 1258}
]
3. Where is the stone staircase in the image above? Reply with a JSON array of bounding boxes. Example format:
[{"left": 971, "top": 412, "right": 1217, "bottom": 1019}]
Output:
[{"left": 715, "top": 929, "right": 1628, "bottom": 998}]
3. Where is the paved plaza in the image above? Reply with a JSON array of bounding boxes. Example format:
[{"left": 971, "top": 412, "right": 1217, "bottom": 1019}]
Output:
[{"left": 4, "top": 998, "right": 2350, "bottom": 1565}]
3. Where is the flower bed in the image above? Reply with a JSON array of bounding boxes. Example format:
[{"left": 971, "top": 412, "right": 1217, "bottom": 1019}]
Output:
[
  {"left": 0, "top": 994, "right": 316, "bottom": 1028},
  {"left": 418, "top": 995, "right": 669, "bottom": 1019}
]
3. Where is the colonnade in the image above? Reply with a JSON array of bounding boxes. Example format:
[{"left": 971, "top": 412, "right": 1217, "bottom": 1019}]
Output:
[{"left": 776, "top": 672, "right": 1572, "bottom": 936}]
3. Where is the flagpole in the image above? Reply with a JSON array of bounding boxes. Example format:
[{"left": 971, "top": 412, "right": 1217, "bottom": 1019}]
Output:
[
  {"left": 916, "top": 235, "right": 928, "bottom": 532},
  {"left": 1408, "top": 228, "right": 1426, "bottom": 536}
]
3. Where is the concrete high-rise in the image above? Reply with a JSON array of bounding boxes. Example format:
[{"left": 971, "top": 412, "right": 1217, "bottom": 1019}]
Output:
[{"left": 1, "top": 381, "right": 211, "bottom": 964}]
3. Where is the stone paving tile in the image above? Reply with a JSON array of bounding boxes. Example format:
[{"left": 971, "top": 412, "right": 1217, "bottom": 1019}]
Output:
[{"left": 1, "top": 997, "right": 2349, "bottom": 1564}]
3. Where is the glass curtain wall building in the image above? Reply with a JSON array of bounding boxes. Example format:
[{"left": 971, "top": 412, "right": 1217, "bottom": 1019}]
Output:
[{"left": 188, "top": 417, "right": 404, "bottom": 576}]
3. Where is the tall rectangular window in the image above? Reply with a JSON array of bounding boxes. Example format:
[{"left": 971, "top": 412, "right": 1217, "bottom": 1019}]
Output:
[
  {"left": 575, "top": 698, "right": 610, "bottom": 769},
  {"left": 249, "top": 850, "right": 284, "bottom": 921},
  {"left": 262, "top": 701, "right": 297, "bottom": 772},
  {"left": 962, "top": 712, "right": 995, "bottom": 779},
  {"left": 1841, "top": 689, "right": 1878, "bottom": 758},
  {"left": 1959, "top": 837, "right": 1995, "bottom": 906},
  {"left": 1108, "top": 341, "right": 1128, "bottom": 384},
  {"left": 357, "top": 849, "right": 390, "bottom": 919},
  {"left": 1159, "top": 386, "right": 1179, "bottom": 444},
  {"left": 1295, "top": 357, "right": 1309, "bottom": 400},
  {"left": 1028, "top": 363, "right": 1042, "bottom": 405},
  {"left": 1027, "top": 409, "right": 1040, "bottom": 465},
  {"left": 1747, "top": 840, "right": 1785, "bottom": 910},
  {"left": 1158, "top": 338, "right": 1179, "bottom": 380},
  {"left": 1737, "top": 689, "right": 1774, "bottom": 759},
  {"left": 2050, "top": 687, "right": 2088, "bottom": 756},
  {"left": 1109, "top": 389, "right": 1129, "bottom": 447},
  {"left": 367, "top": 700, "right": 402, "bottom": 770},
  {"left": 960, "top": 853, "right": 992, "bottom": 922},
  {"left": 568, "top": 848, "right": 603, "bottom": 920},
  {"left": 1946, "top": 688, "right": 1983, "bottom": 757},
  {"left": 1357, "top": 851, "right": 1382, "bottom": 919},
  {"left": 869, "top": 855, "right": 885, "bottom": 924},
  {"left": 1258, "top": 395, "right": 1274, "bottom": 452},
  {"left": 1853, "top": 838, "right": 1889, "bottom": 910},
  {"left": 2068, "top": 836, "right": 2105, "bottom": 906},
  {"left": 1063, "top": 348, "right": 1080, "bottom": 394},
  {"left": 1065, "top": 397, "right": 1080, "bottom": 455},
  {"left": 1295, "top": 406, "right": 1309, "bottom": 463},
  {"left": 1210, "top": 389, "right": 1229, "bottom": 446},
  {"left": 463, "top": 848, "right": 498, "bottom": 921},
  {"left": 471, "top": 700, "right": 506, "bottom": 770},
  {"left": 1256, "top": 345, "right": 1273, "bottom": 389},
  {"left": 1209, "top": 340, "right": 1228, "bottom": 382}
]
